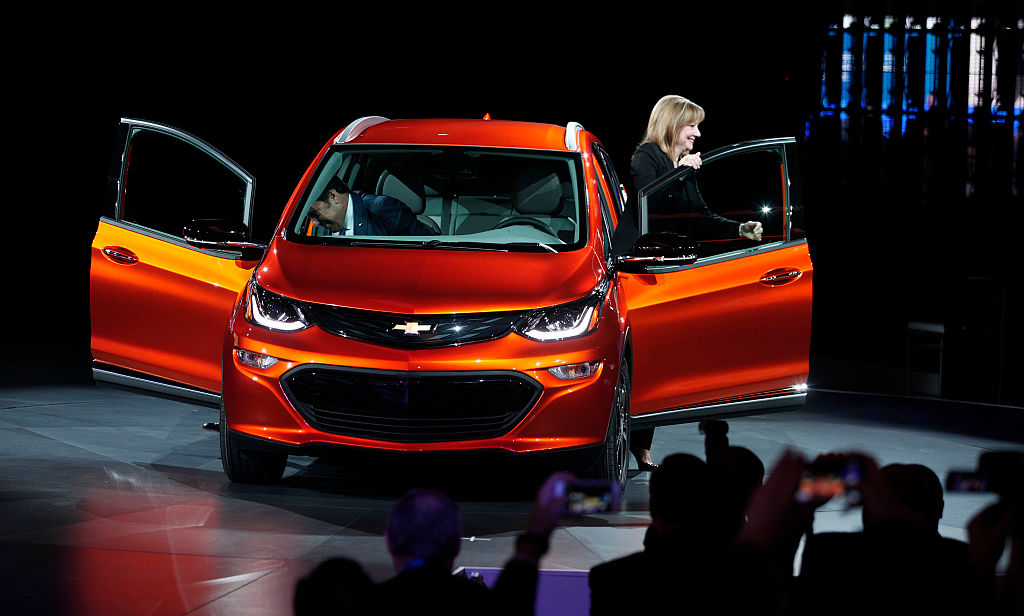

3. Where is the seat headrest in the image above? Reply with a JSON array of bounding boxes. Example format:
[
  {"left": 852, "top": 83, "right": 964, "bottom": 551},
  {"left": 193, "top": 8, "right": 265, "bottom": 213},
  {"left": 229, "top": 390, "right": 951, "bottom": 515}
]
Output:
[
  {"left": 513, "top": 166, "right": 565, "bottom": 215},
  {"left": 377, "top": 170, "right": 425, "bottom": 215}
]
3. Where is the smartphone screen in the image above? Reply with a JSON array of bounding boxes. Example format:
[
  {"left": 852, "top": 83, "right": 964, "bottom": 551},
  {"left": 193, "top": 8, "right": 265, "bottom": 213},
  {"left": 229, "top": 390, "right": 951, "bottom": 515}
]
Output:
[
  {"left": 795, "top": 459, "right": 863, "bottom": 505},
  {"left": 945, "top": 470, "right": 990, "bottom": 492},
  {"left": 564, "top": 480, "right": 620, "bottom": 515}
]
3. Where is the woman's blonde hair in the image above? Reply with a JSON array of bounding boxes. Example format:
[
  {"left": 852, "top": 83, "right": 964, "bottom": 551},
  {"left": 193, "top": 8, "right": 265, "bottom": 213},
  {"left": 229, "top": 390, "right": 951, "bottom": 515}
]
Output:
[{"left": 644, "top": 95, "right": 705, "bottom": 160}]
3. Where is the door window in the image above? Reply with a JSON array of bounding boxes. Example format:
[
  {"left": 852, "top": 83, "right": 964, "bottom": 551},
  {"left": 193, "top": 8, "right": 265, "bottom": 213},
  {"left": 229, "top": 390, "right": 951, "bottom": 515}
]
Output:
[
  {"left": 642, "top": 146, "right": 789, "bottom": 259},
  {"left": 119, "top": 128, "right": 251, "bottom": 239}
]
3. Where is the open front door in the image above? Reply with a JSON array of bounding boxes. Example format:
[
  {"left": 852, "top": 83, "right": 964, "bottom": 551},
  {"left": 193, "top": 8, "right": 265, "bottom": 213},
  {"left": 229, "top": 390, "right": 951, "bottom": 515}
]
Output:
[
  {"left": 621, "top": 138, "right": 812, "bottom": 425},
  {"left": 90, "top": 119, "right": 259, "bottom": 400}
]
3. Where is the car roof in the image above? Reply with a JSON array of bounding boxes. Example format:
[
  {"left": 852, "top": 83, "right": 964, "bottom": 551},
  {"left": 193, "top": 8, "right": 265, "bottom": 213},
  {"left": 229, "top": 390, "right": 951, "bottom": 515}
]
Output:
[{"left": 335, "top": 117, "right": 587, "bottom": 152}]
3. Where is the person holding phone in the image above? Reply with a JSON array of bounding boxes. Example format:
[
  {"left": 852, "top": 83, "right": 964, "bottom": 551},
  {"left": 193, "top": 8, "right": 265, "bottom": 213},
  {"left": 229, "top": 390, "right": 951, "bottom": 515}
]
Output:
[
  {"left": 734, "top": 451, "right": 975, "bottom": 614},
  {"left": 589, "top": 453, "right": 728, "bottom": 614},
  {"left": 363, "top": 472, "right": 573, "bottom": 615}
]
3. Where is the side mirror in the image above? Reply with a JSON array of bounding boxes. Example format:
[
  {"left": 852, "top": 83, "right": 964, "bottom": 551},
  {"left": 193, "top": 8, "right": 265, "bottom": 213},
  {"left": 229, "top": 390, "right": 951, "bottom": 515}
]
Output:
[
  {"left": 184, "top": 219, "right": 266, "bottom": 260},
  {"left": 615, "top": 232, "right": 698, "bottom": 273}
]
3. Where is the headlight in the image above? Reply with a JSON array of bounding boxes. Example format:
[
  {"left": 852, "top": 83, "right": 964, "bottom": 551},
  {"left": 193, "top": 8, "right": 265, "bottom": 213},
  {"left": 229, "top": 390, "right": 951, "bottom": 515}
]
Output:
[
  {"left": 245, "top": 282, "right": 311, "bottom": 331},
  {"left": 515, "top": 281, "right": 608, "bottom": 342}
]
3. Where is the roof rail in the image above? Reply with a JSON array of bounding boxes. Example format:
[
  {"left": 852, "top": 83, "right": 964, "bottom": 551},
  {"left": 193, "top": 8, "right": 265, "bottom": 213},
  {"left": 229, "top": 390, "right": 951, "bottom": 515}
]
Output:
[
  {"left": 336, "top": 116, "right": 390, "bottom": 143},
  {"left": 564, "top": 122, "right": 584, "bottom": 150}
]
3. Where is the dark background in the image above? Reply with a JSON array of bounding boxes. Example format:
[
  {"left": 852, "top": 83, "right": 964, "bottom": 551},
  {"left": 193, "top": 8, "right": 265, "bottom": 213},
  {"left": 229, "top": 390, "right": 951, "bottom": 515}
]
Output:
[{"left": 6, "top": 5, "right": 1022, "bottom": 406}]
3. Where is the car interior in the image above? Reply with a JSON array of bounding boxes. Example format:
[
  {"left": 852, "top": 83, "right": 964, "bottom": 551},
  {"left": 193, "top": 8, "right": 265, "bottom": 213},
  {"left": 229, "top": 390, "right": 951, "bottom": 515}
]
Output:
[{"left": 293, "top": 149, "right": 583, "bottom": 246}]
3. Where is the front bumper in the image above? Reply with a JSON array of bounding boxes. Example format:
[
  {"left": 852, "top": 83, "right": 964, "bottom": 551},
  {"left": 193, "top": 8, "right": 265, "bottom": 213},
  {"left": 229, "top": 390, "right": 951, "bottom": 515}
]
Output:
[{"left": 221, "top": 306, "right": 624, "bottom": 454}]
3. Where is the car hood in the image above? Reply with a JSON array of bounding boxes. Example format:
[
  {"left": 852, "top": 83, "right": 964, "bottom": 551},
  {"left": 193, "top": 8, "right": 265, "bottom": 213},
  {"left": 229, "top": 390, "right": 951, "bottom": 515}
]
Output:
[{"left": 254, "top": 241, "right": 606, "bottom": 314}]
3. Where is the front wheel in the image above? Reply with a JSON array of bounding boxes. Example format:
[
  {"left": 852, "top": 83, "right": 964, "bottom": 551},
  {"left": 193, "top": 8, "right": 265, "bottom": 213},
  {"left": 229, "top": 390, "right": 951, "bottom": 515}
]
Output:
[
  {"left": 219, "top": 404, "right": 287, "bottom": 483},
  {"left": 584, "top": 365, "right": 631, "bottom": 494}
]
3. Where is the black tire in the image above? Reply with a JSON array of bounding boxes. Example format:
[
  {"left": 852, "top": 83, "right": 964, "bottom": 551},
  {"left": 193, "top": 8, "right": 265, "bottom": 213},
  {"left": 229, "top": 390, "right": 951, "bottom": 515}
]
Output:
[
  {"left": 219, "top": 404, "right": 287, "bottom": 483},
  {"left": 585, "top": 365, "right": 631, "bottom": 493}
]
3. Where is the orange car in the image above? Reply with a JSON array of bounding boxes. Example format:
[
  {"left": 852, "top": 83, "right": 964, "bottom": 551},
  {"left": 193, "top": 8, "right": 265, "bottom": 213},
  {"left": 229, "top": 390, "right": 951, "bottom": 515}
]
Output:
[{"left": 91, "top": 117, "right": 811, "bottom": 488}]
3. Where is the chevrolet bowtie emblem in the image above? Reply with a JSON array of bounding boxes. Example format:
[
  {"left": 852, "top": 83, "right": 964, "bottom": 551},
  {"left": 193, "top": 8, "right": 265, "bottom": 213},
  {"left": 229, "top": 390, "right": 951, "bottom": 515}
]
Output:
[{"left": 393, "top": 321, "right": 432, "bottom": 335}]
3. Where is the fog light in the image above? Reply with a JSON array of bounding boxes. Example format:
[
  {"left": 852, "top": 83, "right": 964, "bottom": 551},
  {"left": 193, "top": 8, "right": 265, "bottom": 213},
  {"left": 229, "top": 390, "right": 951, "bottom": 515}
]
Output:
[
  {"left": 548, "top": 361, "right": 601, "bottom": 380},
  {"left": 236, "top": 348, "right": 279, "bottom": 370}
]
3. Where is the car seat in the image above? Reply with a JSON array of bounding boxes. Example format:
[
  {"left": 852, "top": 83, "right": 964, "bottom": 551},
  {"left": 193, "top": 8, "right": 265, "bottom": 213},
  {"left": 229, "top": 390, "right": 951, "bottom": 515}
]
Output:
[{"left": 376, "top": 169, "right": 441, "bottom": 234}]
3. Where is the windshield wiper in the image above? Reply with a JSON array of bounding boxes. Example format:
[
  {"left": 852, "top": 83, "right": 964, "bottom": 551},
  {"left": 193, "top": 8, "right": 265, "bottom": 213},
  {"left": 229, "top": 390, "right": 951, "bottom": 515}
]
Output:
[
  {"left": 328, "top": 238, "right": 558, "bottom": 252},
  {"left": 416, "top": 239, "right": 508, "bottom": 251},
  {"left": 507, "top": 242, "right": 558, "bottom": 253},
  {"left": 341, "top": 239, "right": 412, "bottom": 248},
  {"left": 341, "top": 238, "right": 509, "bottom": 252}
]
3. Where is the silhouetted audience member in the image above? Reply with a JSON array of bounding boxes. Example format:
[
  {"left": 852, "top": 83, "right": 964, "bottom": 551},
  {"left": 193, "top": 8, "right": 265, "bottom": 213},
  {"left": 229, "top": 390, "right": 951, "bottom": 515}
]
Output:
[
  {"left": 589, "top": 453, "right": 728, "bottom": 615},
  {"left": 370, "top": 487, "right": 491, "bottom": 614},
  {"left": 795, "top": 459, "right": 972, "bottom": 616},
  {"left": 964, "top": 451, "right": 1024, "bottom": 615},
  {"left": 728, "top": 450, "right": 818, "bottom": 615},
  {"left": 294, "top": 557, "right": 373, "bottom": 616},
  {"left": 701, "top": 419, "right": 765, "bottom": 542},
  {"left": 360, "top": 472, "right": 571, "bottom": 616}
]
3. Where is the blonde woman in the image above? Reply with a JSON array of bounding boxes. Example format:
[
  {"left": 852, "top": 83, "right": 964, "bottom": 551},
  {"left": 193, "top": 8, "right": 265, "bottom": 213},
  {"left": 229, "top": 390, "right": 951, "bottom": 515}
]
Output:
[
  {"left": 628, "top": 95, "right": 763, "bottom": 471},
  {"left": 632, "top": 94, "right": 763, "bottom": 240}
]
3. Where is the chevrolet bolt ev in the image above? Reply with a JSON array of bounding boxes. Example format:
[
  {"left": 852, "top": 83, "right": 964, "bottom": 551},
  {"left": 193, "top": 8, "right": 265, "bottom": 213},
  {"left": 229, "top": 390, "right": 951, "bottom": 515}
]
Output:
[{"left": 91, "top": 117, "right": 812, "bottom": 490}]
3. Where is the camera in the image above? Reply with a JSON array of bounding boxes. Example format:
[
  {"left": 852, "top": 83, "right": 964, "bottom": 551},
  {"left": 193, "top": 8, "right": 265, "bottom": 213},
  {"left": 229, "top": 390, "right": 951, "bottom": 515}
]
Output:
[
  {"left": 563, "top": 479, "right": 620, "bottom": 516},
  {"left": 795, "top": 456, "right": 864, "bottom": 505},
  {"left": 945, "top": 451, "right": 1022, "bottom": 496}
]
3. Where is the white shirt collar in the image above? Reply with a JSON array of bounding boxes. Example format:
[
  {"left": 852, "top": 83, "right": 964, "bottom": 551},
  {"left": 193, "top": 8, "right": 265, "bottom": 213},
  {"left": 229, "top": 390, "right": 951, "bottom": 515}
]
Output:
[{"left": 344, "top": 192, "right": 354, "bottom": 235}]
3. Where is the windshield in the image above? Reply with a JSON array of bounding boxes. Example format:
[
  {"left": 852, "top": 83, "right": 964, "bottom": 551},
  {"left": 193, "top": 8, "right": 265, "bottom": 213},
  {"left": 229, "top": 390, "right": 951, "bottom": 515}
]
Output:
[{"left": 286, "top": 147, "right": 586, "bottom": 251}]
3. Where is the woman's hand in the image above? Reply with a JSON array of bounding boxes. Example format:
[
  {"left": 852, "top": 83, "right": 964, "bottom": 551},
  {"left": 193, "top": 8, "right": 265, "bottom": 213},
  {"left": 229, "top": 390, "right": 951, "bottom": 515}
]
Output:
[
  {"left": 677, "top": 152, "right": 702, "bottom": 168},
  {"left": 739, "top": 221, "right": 763, "bottom": 240}
]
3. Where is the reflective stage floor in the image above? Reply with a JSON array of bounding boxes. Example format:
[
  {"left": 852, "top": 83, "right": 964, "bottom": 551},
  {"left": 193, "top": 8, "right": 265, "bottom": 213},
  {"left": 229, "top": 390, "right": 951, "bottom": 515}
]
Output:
[{"left": 1, "top": 381, "right": 1021, "bottom": 615}]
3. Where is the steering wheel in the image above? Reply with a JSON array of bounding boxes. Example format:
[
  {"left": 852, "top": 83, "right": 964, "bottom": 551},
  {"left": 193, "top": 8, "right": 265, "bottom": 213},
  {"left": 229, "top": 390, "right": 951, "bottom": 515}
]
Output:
[{"left": 494, "top": 216, "right": 557, "bottom": 236}]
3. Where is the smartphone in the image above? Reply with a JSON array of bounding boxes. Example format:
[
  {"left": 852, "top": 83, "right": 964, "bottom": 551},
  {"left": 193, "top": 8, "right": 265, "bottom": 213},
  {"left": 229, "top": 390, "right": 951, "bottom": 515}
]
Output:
[
  {"left": 795, "top": 457, "right": 864, "bottom": 505},
  {"left": 945, "top": 470, "right": 992, "bottom": 493},
  {"left": 946, "top": 451, "right": 1022, "bottom": 495},
  {"left": 563, "top": 480, "right": 620, "bottom": 515}
]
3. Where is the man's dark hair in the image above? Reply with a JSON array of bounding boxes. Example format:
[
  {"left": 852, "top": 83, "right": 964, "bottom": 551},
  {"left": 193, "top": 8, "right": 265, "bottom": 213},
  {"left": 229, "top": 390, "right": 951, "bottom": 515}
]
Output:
[
  {"left": 872, "top": 463, "right": 945, "bottom": 528},
  {"left": 649, "top": 453, "right": 713, "bottom": 527},
  {"left": 317, "top": 176, "right": 351, "bottom": 201},
  {"left": 386, "top": 488, "right": 462, "bottom": 563}
]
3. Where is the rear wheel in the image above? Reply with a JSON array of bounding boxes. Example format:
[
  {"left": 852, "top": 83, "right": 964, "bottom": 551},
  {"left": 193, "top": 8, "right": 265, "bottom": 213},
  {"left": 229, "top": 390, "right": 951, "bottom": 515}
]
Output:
[
  {"left": 585, "top": 365, "right": 631, "bottom": 493},
  {"left": 219, "top": 404, "right": 287, "bottom": 483}
]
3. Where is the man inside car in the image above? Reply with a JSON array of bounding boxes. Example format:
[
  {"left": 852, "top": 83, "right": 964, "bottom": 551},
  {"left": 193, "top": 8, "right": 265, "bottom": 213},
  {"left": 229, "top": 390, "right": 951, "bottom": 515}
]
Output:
[{"left": 308, "top": 177, "right": 436, "bottom": 236}]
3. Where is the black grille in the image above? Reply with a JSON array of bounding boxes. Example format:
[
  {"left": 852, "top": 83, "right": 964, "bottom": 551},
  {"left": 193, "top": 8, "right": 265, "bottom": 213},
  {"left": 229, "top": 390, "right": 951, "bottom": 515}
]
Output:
[
  {"left": 303, "top": 304, "right": 526, "bottom": 348},
  {"left": 281, "top": 366, "right": 542, "bottom": 442}
]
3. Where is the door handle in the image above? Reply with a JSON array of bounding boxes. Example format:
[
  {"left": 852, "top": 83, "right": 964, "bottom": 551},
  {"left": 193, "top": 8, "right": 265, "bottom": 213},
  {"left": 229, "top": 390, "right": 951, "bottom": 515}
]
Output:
[
  {"left": 759, "top": 267, "right": 802, "bottom": 287},
  {"left": 101, "top": 246, "right": 139, "bottom": 265}
]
